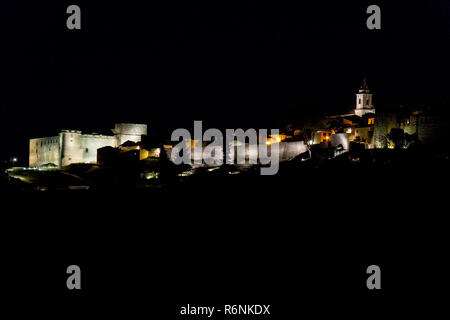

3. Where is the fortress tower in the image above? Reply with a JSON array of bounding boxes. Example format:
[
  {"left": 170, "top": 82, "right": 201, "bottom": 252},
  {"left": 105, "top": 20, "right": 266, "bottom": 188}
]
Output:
[
  {"left": 355, "top": 78, "right": 375, "bottom": 117},
  {"left": 112, "top": 123, "right": 147, "bottom": 146},
  {"left": 60, "top": 130, "right": 84, "bottom": 167}
]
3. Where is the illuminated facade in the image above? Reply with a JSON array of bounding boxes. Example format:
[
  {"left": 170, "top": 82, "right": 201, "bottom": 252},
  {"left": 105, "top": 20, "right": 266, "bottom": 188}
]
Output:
[
  {"left": 29, "top": 123, "right": 147, "bottom": 167},
  {"left": 308, "top": 79, "right": 376, "bottom": 148},
  {"left": 355, "top": 78, "right": 376, "bottom": 117},
  {"left": 374, "top": 108, "right": 450, "bottom": 148}
]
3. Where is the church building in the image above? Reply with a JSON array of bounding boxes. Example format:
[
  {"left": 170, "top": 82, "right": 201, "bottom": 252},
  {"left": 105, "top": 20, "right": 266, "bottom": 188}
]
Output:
[
  {"left": 355, "top": 78, "right": 376, "bottom": 117},
  {"left": 312, "top": 78, "right": 376, "bottom": 148}
]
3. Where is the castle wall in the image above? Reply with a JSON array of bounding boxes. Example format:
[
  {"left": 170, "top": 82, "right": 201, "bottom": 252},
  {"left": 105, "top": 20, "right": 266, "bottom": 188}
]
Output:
[
  {"left": 80, "top": 135, "right": 116, "bottom": 164},
  {"left": 374, "top": 112, "right": 397, "bottom": 148},
  {"left": 29, "top": 136, "right": 60, "bottom": 167},
  {"left": 60, "top": 131, "right": 84, "bottom": 167},
  {"left": 113, "top": 123, "right": 147, "bottom": 146},
  {"left": 417, "top": 115, "right": 447, "bottom": 144},
  {"left": 279, "top": 141, "right": 309, "bottom": 161},
  {"left": 29, "top": 123, "right": 147, "bottom": 167},
  {"left": 374, "top": 110, "right": 450, "bottom": 147}
]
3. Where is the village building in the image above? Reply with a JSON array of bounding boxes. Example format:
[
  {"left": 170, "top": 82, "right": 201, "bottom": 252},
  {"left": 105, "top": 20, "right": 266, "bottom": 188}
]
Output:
[{"left": 307, "top": 79, "right": 376, "bottom": 149}]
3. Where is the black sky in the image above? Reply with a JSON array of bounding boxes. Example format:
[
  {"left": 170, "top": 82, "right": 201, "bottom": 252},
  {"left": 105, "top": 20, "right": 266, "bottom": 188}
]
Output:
[{"left": 2, "top": 0, "right": 450, "bottom": 163}]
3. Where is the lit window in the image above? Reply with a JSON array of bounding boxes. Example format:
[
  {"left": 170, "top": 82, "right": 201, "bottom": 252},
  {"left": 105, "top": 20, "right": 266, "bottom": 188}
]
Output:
[{"left": 368, "top": 118, "right": 375, "bottom": 125}]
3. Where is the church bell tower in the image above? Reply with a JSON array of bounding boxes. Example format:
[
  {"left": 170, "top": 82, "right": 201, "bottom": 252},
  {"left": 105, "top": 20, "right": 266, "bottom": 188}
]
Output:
[{"left": 355, "top": 78, "right": 375, "bottom": 117}]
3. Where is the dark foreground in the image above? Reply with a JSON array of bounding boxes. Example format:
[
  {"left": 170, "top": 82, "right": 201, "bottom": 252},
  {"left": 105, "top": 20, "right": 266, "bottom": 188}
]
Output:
[{"left": 1, "top": 152, "right": 449, "bottom": 318}]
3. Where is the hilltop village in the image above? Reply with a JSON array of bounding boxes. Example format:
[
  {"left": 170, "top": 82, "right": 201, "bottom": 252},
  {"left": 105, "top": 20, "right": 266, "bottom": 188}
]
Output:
[
  {"left": 27, "top": 78, "right": 449, "bottom": 169},
  {"left": 2, "top": 79, "right": 449, "bottom": 191}
]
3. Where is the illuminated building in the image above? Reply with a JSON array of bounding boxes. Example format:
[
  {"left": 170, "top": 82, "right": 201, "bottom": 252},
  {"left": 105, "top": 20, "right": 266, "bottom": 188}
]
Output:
[{"left": 29, "top": 123, "right": 147, "bottom": 167}]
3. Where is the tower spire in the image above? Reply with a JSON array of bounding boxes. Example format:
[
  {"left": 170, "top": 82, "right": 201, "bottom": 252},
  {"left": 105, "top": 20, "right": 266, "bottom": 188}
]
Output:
[
  {"left": 355, "top": 77, "right": 375, "bottom": 117},
  {"left": 359, "top": 77, "right": 370, "bottom": 93}
]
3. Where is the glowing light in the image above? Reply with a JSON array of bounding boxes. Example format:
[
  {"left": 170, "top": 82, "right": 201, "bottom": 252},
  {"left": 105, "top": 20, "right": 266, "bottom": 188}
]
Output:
[
  {"left": 266, "top": 141, "right": 271, "bottom": 145},
  {"left": 276, "top": 137, "right": 281, "bottom": 142},
  {"left": 145, "top": 171, "right": 159, "bottom": 180},
  {"left": 346, "top": 128, "right": 352, "bottom": 134}
]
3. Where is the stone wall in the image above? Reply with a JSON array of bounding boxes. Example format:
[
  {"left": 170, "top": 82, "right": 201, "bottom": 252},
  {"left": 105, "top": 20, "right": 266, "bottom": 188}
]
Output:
[
  {"left": 113, "top": 123, "right": 148, "bottom": 146},
  {"left": 170, "top": 141, "right": 308, "bottom": 166},
  {"left": 60, "top": 131, "right": 84, "bottom": 167},
  {"left": 417, "top": 115, "right": 448, "bottom": 144},
  {"left": 279, "top": 141, "right": 309, "bottom": 161},
  {"left": 29, "top": 123, "right": 148, "bottom": 167},
  {"left": 374, "top": 110, "right": 450, "bottom": 147},
  {"left": 29, "top": 136, "right": 60, "bottom": 167},
  {"left": 80, "top": 134, "right": 116, "bottom": 164},
  {"left": 61, "top": 131, "right": 119, "bottom": 166},
  {"left": 374, "top": 112, "right": 397, "bottom": 148}
]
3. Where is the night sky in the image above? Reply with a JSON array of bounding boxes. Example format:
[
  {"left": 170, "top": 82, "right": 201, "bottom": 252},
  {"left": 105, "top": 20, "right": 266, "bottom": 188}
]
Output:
[{"left": 2, "top": 0, "right": 450, "bottom": 164}]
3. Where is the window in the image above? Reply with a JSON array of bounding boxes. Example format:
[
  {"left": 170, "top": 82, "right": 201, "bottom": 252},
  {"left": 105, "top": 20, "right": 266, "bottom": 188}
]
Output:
[
  {"left": 366, "top": 99, "right": 369, "bottom": 105},
  {"left": 359, "top": 99, "right": 361, "bottom": 104},
  {"left": 85, "top": 148, "right": 89, "bottom": 153},
  {"left": 368, "top": 118, "right": 375, "bottom": 125}
]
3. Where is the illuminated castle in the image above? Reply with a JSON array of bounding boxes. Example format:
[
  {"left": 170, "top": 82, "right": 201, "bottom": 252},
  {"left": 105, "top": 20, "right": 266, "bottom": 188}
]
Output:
[{"left": 29, "top": 123, "right": 147, "bottom": 167}]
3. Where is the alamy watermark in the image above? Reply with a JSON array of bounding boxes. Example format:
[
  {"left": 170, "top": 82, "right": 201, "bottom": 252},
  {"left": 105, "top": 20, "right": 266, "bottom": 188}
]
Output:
[
  {"left": 66, "top": 4, "right": 380, "bottom": 31},
  {"left": 170, "top": 121, "right": 280, "bottom": 175}
]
